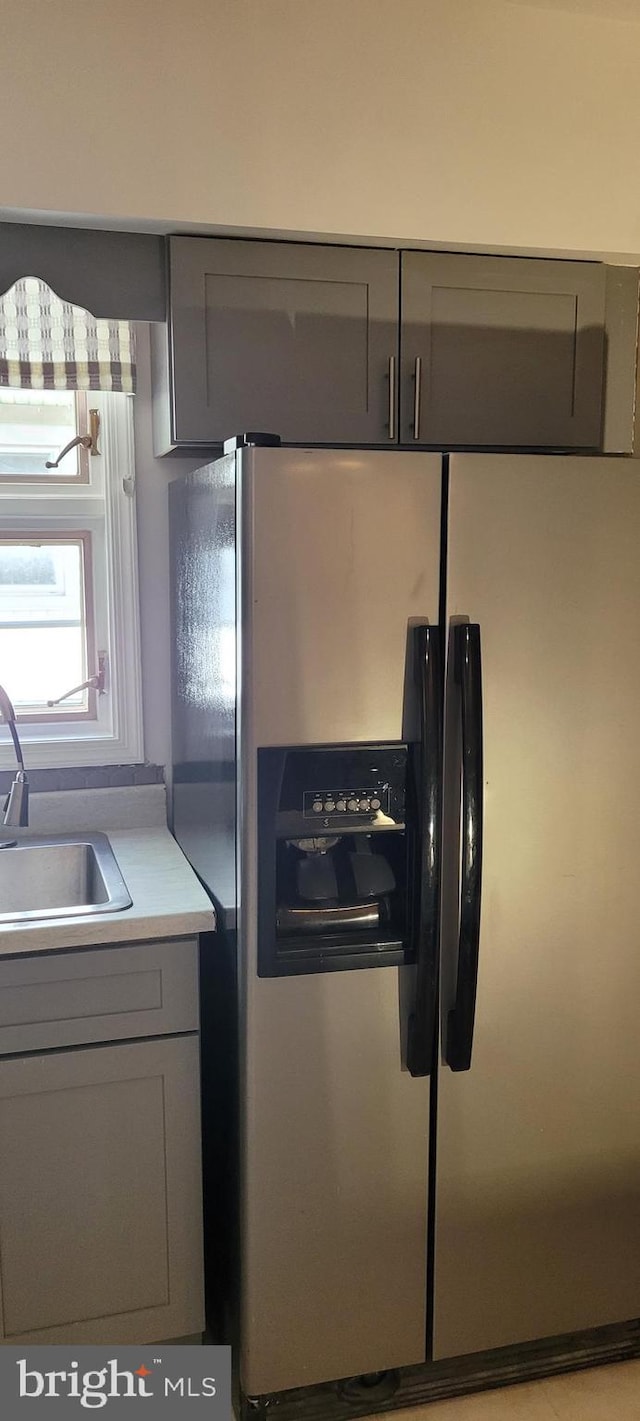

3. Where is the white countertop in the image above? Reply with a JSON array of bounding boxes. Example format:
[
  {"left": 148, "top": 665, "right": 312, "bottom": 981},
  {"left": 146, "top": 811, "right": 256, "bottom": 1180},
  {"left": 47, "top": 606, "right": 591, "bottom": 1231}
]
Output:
[{"left": 0, "top": 827, "right": 216, "bottom": 957}]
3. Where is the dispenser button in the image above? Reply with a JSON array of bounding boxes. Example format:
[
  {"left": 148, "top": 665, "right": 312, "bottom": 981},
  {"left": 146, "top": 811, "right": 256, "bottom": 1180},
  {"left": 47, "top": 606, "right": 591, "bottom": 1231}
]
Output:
[
  {"left": 324, "top": 800, "right": 336, "bottom": 812},
  {"left": 336, "top": 799, "right": 347, "bottom": 812},
  {"left": 312, "top": 799, "right": 323, "bottom": 813},
  {"left": 371, "top": 797, "right": 381, "bottom": 811},
  {"left": 347, "top": 798, "right": 359, "bottom": 812},
  {"left": 359, "top": 798, "right": 371, "bottom": 812}
]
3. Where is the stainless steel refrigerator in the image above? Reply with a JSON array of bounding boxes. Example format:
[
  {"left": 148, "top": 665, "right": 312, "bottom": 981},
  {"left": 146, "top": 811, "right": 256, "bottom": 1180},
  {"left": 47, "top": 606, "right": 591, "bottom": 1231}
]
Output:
[{"left": 170, "top": 442, "right": 640, "bottom": 1412}]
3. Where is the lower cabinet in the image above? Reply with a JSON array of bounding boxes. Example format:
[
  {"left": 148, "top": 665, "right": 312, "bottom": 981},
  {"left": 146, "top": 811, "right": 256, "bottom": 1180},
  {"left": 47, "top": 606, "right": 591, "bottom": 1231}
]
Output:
[{"left": 0, "top": 1033, "right": 204, "bottom": 1344}]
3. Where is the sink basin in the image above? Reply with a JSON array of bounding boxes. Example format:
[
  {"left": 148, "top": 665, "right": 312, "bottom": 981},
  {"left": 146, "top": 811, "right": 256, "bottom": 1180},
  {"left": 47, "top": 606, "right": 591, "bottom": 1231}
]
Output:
[{"left": 0, "top": 833, "right": 132, "bottom": 924}]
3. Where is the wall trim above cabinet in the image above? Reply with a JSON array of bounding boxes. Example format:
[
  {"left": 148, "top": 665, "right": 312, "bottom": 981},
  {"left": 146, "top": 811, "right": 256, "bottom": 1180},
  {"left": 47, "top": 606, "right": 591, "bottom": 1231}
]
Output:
[
  {"left": 0, "top": 222, "right": 166, "bottom": 321},
  {"left": 151, "top": 235, "right": 639, "bottom": 456}
]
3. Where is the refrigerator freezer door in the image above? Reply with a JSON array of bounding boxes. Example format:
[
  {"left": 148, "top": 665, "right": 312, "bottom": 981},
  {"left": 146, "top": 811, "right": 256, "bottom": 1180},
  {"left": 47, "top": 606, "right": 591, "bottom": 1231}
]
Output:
[
  {"left": 434, "top": 454, "right": 640, "bottom": 1359},
  {"left": 243, "top": 447, "right": 443, "bottom": 747},
  {"left": 239, "top": 449, "right": 442, "bottom": 1394},
  {"left": 240, "top": 967, "right": 432, "bottom": 1395}
]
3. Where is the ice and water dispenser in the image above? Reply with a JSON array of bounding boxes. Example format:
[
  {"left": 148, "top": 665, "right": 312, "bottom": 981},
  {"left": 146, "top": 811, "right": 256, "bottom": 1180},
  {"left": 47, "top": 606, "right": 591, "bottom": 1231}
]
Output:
[{"left": 257, "top": 744, "right": 417, "bottom": 976}]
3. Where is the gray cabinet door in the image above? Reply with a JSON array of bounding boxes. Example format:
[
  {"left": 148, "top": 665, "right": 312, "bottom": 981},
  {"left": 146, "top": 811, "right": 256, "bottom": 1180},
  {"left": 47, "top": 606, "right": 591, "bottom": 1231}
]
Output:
[
  {"left": 401, "top": 252, "right": 606, "bottom": 447},
  {"left": 165, "top": 237, "right": 399, "bottom": 446},
  {"left": 0, "top": 1036, "right": 204, "bottom": 1344}
]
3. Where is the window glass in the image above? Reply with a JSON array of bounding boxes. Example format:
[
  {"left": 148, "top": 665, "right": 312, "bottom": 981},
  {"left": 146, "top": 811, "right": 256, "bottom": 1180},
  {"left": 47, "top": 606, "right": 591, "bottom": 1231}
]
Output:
[
  {"left": 0, "top": 537, "right": 90, "bottom": 714},
  {"left": 0, "top": 389, "right": 86, "bottom": 479}
]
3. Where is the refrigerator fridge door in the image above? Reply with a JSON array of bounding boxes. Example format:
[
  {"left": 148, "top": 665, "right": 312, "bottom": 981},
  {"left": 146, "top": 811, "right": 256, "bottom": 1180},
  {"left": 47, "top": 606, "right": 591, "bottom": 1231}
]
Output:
[
  {"left": 434, "top": 454, "right": 640, "bottom": 1360},
  {"left": 238, "top": 449, "right": 442, "bottom": 1395}
]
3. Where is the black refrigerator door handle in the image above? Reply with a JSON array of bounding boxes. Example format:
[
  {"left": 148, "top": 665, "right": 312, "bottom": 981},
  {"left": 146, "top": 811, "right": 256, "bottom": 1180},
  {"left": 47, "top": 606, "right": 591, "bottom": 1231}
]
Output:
[
  {"left": 407, "top": 623, "right": 443, "bottom": 1078},
  {"left": 446, "top": 622, "right": 483, "bottom": 1073}
]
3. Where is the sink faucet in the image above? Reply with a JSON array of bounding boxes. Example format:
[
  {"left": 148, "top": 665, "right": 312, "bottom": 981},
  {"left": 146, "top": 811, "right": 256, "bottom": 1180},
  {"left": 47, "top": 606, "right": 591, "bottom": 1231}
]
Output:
[{"left": 0, "top": 684, "right": 29, "bottom": 847}]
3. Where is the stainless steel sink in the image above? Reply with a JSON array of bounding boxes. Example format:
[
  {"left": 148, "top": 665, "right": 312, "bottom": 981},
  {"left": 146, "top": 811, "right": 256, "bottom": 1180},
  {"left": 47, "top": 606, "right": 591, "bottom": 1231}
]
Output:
[{"left": 0, "top": 833, "right": 132, "bottom": 924}]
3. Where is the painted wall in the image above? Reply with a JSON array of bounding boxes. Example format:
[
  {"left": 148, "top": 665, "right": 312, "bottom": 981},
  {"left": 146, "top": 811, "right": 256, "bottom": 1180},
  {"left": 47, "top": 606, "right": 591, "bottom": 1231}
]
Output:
[
  {"left": 133, "top": 328, "right": 204, "bottom": 771},
  {"left": 1, "top": 1, "right": 640, "bottom": 260},
  {"left": 4, "top": 0, "right": 640, "bottom": 772}
]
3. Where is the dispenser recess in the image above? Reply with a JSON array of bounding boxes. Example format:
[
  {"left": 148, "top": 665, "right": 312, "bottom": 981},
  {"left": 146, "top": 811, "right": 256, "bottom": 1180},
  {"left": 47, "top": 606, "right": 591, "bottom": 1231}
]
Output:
[{"left": 257, "top": 743, "right": 417, "bottom": 976}]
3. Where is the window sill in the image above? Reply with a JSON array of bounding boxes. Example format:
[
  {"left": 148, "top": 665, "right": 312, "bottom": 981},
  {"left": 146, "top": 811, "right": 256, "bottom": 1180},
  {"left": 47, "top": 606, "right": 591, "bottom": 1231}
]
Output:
[{"left": 0, "top": 728, "right": 144, "bottom": 771}]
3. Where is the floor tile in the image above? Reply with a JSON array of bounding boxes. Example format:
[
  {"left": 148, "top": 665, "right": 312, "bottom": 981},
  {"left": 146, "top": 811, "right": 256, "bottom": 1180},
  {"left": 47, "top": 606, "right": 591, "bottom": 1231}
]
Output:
[{"left": 366, "top": 1360, "right": 640, "bottom": 1421}]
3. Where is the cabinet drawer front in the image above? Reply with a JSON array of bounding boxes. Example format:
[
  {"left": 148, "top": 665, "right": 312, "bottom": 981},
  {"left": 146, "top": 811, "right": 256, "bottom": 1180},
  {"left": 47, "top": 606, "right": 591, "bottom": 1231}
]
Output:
[{"left": 0, "top": 938, "right": 198, "bottom": 1055}]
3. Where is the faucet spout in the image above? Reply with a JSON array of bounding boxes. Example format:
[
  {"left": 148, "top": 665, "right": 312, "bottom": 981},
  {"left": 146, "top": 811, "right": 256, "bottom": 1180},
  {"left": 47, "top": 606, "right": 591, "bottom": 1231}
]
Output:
[
  {"left": 0, "top": 684, "right": 29, "bottom": 844},
  {"left": 0, "top": 685, "right": 24, "bottom": 769}
]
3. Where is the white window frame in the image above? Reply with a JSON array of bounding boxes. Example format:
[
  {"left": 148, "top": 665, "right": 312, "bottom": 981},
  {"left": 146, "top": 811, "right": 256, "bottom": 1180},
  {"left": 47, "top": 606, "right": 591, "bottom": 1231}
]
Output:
[{"left": 0, "top": 391, "right": 143, "bottom": 768}]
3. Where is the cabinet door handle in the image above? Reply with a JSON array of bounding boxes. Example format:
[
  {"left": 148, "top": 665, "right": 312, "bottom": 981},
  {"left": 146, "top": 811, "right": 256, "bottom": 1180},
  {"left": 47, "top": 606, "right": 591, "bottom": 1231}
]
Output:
[
  {"left": 413, "top": 356, "right": 422, "bottom": 441},
  {"left": 388, "top": 355, "right": 396, "bottom": 441}
]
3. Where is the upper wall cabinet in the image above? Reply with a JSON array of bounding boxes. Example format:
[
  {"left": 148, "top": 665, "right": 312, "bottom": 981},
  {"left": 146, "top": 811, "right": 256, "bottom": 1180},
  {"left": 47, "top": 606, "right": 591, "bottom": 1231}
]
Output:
[
  {"left": 400, "top": 252, "right": 607, "bottom": 448},
  {"left": 152, "top": 237, "right": 638, "bottom": 454},
  {"left": 152, "top": 238, "right": 399, "bottom": 451}
]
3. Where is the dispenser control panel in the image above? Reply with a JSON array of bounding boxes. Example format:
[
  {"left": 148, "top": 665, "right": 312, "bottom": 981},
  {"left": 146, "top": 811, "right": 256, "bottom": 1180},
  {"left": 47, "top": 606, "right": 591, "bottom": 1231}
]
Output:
[
  {"left": 303, "top": 787, "right": 389, "bottom": 818},
  {"left": 265, "top": 744, "right": 407, "bottom": 839}
]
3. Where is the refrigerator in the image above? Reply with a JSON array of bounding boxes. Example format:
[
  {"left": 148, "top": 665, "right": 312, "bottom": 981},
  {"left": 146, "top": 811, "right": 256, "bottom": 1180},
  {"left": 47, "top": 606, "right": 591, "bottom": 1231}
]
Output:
[{"left": 170, "top": 441, "right": 640, "bottom": 1412}]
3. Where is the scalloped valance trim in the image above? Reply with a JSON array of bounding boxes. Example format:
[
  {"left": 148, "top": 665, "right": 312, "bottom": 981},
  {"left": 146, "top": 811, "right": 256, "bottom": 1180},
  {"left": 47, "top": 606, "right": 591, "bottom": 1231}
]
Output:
[{"left": 0, "top": 276, "right": 136, "bottom": 392}]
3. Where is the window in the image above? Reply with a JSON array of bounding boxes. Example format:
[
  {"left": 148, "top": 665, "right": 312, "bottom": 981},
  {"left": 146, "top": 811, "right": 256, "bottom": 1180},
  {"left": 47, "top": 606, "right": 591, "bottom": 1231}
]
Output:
[
  {"left": 0, "top": 388, "right": 142, "bottom": 768},
  {"left": 0, "top": 534, "right": 94, "bottom": 720},
  {"left": 0, "top": 390, "right": 90, "bottom": 481}
]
